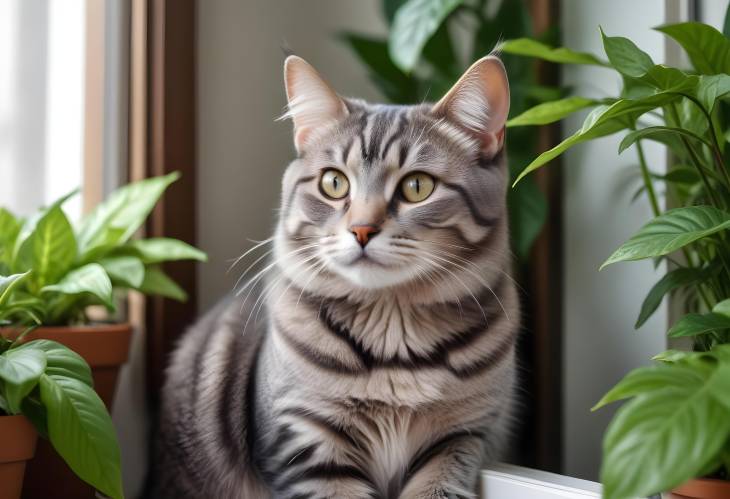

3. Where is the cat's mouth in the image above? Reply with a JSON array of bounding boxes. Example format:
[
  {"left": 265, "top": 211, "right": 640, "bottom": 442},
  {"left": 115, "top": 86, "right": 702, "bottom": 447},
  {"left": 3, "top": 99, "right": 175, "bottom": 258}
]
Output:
[{"left": 349, "top": 252, "right": 382, "bottom": 265}]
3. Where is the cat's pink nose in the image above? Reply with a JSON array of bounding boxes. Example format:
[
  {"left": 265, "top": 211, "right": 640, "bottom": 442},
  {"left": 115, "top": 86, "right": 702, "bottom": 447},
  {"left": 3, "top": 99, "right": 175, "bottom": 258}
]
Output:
[{"left": 350, "top": 224, "right": 380, "bottom": 247}]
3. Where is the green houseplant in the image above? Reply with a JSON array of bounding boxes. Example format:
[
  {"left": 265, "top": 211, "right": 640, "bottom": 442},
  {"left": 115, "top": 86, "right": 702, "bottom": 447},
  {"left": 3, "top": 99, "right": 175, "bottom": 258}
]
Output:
[
  {"left": 0, "top": 332, "right": 122, "bottom": 499},
  {"left": 0, "top": 172, "right": 206, "bottom": 498},
  {"left": 341, "top": 0, "right": 561, "bottom": 259},
  {"left": 500, "top": 9, "right": 730, "bottom": 499}
]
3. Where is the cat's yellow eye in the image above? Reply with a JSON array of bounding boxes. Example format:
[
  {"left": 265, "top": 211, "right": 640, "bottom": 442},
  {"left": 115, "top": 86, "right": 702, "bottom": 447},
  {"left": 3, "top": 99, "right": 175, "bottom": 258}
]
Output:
[
  {"left": 320, "top": 169, "right": 350, "bottom": 199},
  {"left": 401, "top": 172, "right": 435, "bottom": 203}
]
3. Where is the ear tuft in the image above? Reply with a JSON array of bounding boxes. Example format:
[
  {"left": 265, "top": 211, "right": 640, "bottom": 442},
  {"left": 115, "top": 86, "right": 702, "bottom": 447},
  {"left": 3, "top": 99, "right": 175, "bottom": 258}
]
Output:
[
  {"left": 432, "top": 56, "right": 510, "bottom": 156},
  {"left": 283, "top": 56, "right": 348, "bottom": 152}
]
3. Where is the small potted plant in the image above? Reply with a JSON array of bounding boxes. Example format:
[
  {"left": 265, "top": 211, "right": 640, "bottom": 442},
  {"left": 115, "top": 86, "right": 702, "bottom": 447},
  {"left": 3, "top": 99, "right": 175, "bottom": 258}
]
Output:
[
  {"left": 0, "top": 319, "right": 121, "bottom": 499},
  {"left": 0, "top": 172, "right": 206, "bottom": 498},
  {"left": 501, "top": 10, "right": 730, "bottom": 499}
]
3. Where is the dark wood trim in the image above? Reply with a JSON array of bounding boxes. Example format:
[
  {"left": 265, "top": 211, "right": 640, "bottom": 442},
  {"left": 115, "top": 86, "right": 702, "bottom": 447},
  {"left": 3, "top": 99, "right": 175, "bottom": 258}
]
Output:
[
  {"left": 144, "top": 0, "right": 197, "bottom": 404},
  {"left": 528, "top": 0, "right": 563, "bottom": 474}
]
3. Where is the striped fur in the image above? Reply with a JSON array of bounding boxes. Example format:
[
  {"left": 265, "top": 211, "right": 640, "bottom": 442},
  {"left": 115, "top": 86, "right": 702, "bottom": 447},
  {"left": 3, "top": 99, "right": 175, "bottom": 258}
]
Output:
[{"left": 155, "top": 55, "right": 519, "bottom": 498}]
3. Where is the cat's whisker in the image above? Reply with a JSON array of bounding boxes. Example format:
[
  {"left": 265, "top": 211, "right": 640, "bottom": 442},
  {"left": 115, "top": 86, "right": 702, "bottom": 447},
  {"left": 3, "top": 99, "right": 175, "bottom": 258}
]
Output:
[
  {"left": 235, "top": 243, "right": 320, "bottom": 300},
  {"left": 428, "top": 245, "right": 524, "bottom": 298},
  {"left": 413, "top": 253, "right": 487, "bottom": 323},
  {"left": 232, "top": 248, "right": 274, "bottom": 290},
  {"left": 243, "top": 248, "right": 321, "bottom": 322},
  {"left": 410, "top": 253, "right": 464, "bottom": 317},
  {"left": 268, "top": 252, "right": 323, "bottom": 314},
  {"left": 412, "top": 240, "right": 522, "bottom": 297},
  {"left": 416, "top": 248, "right": 509, "bottom": 322},
  {"left": 227, "top": 237, "right": 274, "bottom": 273},
  {"left": 294, "top": 259, "right": 329, "bottom": 309},
  {"left": 253, "top": 251, "right": 327, "bottom": 328}
]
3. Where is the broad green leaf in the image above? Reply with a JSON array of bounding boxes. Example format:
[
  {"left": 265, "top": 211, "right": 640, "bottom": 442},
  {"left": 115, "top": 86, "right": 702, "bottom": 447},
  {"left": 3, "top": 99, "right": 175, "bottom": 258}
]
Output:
[
  {"left": 78, "top": 227, "right": 126, "bottom": 265},
  {"left": 388, "top": 0, "right": 462, "bottom": 72},
  {"left": 593, "top": 363, "right": 705, "bottom": 410},
  {"left": 725, "top": 3, "right": 730, "bottom": 38},
  {"left": 77, "top": 172, "right": 179, "bottom": 255},
  {"left": 99, "top": 256, "right": 145, "bottom": 288},
  {"left": 638, "top": 64, "right": 696, "bottom": 91},
  {"left": 656, "top": 22, "right": 730, "bottom": 75},
  {"left": 601, "top": 368, "right": 730, "bottom": 499},
  {"left": 621, "top": 74, "right": 656, "bottom": 99},
  {"left": 600, "top": 28, "right": 654, "bottom": 78},
  {"left": 42, "top": 264, "right": 113, "bottom": 308},
  {"left": 513, "top": 91, "right": 685, "bottom": 185},
  {"left": 0, "top": 208, "right": 21, "bottom": 267},
  {"left": 618, "top": 126, "right": 711, "bottom": 154},
  {"left": 713, "top": 298, "right": 730, "bottom": 318},
  {"left": 126, "top": 238, "right": 207, "bottom": 264},
  {"left": 15, "top": 340, "right": 93, "bottom": 387},
  {"left": 338, "top": 33, "right": 417, "bottom": 103},
  {"left": 513, "top": 78, "right": 698, "bottom": 185},
  {"left": 676, "top": 96, "right": 710, "bottom": 137},
  {"left": 668, "top": 312, "right": 730, "bottom": 338},
  {"left": 15, "top": 206, "right": 77, "bottom": 287},
  {"left": 601, "top": 206, "right": 730, "bottom": 268},
  {"left": 12, "top": 190, "right": 78, "bottom": 260},
  {"left": 635, "top": 267, "right": 704, "bottom": 328},
  {"left": 39, "top": 374, "right": 123, "bottom": 499},
  {"left": 652, "top": 349, "right": 691, "bottom": 363},
  {"left": 137, "top": 266, "right": 187, "bottom": 301},
  {"left": 706, "top": 362, "right": 730, "bottom": 411},
  {"left": 507, "top": 97, "right": 597, "bottom": 127},
  {"left": 20, "top": 395, "right": 47, "bottom": 438},
  {"left": 697, "top": 74, "right": 730, "bottom": 113},
  {"left": 0, "top": 347, "right": 46, "bottom": 413},
  {"left": 659, "top": 166, "right": 700, "bottom": 185},
  {"left": 500, "top": 38, "right": 607, "bottom": 66},
  {"left": 0, "top": 271, "right": 32, "bottom": 309},
  {"left": 711, "top": 344, "right": 730, "bottom": 362}
]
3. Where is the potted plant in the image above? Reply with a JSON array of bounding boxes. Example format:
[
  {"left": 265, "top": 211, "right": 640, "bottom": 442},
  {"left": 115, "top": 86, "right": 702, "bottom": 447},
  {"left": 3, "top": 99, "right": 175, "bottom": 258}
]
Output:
[
  {"left": 500, "top": 10, "right": 730, "bottom": 499},
  {"left": 0, "top": 324, "right": 120, "bottom": 499},
  {"left": 0, "top": 172, "right": 206, "bottom": 498}
]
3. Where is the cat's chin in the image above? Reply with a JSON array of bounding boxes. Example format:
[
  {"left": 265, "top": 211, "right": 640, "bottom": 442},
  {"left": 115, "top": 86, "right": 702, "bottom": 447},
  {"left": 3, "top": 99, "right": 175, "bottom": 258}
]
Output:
[{"left": 332, "top": 261, "right": 417, "bottom": 290}]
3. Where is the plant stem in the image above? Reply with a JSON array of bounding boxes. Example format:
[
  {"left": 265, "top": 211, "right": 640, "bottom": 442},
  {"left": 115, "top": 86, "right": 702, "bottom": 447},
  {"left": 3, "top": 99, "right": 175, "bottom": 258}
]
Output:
[
  {"left": 667, "top": 104, "right": 721, "bottom": 204},
  {"left": 635, "top": 138, "right": 661, "bottom": 217},
  {"left": 681, "top": 248, "right": 715, "bottom": 310},
  {"left": 684, "top": 95, "right": 730, "bottom": 191}
]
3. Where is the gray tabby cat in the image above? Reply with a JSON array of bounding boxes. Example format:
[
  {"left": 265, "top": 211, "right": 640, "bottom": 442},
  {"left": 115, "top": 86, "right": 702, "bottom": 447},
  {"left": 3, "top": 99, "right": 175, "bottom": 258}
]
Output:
[{"left": 156, "top": 53, "right": 519, "bottom": 499}]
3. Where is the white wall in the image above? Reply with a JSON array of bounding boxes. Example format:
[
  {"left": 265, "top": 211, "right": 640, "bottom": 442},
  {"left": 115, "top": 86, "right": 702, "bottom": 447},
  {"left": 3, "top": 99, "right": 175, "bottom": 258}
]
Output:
[
  {"left": 561, "top": 0, "right": 670, "bottom": 481},
  {"left": 197, "top": 0, "right": 386, "bottom": 311}
]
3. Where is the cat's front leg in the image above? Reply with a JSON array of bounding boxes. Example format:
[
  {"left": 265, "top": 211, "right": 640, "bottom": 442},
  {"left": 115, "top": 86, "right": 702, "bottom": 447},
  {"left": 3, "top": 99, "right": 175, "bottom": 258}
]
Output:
[{"left": 398, "top": 431, "right": 485, "bottom": 499}]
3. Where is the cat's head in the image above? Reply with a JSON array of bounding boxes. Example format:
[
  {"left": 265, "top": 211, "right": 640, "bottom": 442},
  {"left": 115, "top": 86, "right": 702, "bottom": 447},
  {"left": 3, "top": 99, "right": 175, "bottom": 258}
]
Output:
[{"left": 275, "top": 55, "right": 510, "bottom": 295}]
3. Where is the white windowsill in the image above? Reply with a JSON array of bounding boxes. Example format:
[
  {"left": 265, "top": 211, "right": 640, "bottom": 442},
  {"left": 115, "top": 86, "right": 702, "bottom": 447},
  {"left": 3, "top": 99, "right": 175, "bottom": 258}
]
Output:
[{"left": 481, "top": 464, "right": 602, "bottom": 498}]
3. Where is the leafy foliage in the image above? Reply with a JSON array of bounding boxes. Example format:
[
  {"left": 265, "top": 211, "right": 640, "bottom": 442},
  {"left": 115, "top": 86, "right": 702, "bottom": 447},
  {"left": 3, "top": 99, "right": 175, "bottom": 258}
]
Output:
[
  {"left": 503, "top": 6, "right": 730, "bottom": 498},
  {"left": 340, "top": 0, "right": 556, "bottom": 260},
  {"left": 0, "top": 173, "right": 207, "bottom": 326},
  {"left": 0, "top": 173, "right": 210, "bottom": 497},
  {"left": 0, "top": 338, "right": 123, "bottom": 498}
]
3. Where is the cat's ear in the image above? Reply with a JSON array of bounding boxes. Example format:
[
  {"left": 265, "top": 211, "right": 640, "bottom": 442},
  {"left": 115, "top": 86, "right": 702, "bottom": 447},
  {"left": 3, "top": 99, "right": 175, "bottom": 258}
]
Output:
[
  {"left": 431, "top": 55, "right": 510, "bottom": 158},
  {"left": 283, "top": 55, "right": 348, "bottom": 152}
]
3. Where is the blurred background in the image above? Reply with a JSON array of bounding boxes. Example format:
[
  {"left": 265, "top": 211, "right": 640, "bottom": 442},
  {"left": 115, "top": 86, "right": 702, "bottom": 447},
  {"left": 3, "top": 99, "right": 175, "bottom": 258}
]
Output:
[{"left": 0, "top": 0, "right": 728, "bottom": 496}]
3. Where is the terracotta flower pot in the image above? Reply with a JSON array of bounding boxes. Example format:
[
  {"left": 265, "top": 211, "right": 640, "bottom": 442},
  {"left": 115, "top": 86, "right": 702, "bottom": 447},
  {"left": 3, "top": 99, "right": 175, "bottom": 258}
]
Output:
[
  {"left": 665, "top": 477, "right": 730, "bottom": 498},
  {"left": 0, "top": 416, "right": 37, "bottom": 499},
  {"left": 1, "top": 324, "right": 132, "bottom": 499}
]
